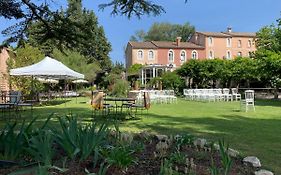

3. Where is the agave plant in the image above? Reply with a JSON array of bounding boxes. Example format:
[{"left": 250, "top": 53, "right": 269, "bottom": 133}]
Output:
[
  {"left": 53, "top": 116, "right": 110, "bottom": 161},
  {"left": 25, "top": 130, "right": 54, "bottom": 166},
  {"left": 103, "top": 146, "right": 135, "bottom": 169},
  {"left": 0, "top": 115, "right": 51, "bottom": 161}
]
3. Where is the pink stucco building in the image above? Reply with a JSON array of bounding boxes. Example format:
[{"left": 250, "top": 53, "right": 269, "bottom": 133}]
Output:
[
  {"left": 0, "top": 46, "right": 12, "bottom": 92},
  {"left": 125, "top": 28, "right": 256, "bottom": 69},
  {"left": 189, "top": 28, "right": 256, "bottom": 59},
  {"left": 125, "top": 37, "right": 205, "bottom": 69}
]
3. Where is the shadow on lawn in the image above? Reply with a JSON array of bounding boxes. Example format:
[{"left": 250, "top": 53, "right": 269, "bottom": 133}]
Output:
[{"left": 255, "top": 99, "right": 281, "bottom": 107}]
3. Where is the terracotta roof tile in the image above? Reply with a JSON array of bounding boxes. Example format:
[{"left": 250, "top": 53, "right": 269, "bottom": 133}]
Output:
[
  {"left": 128, "top": 41, "right": 204, "bottom": 49},
  {"left": 196, "top": 32, "right": 230, "bottom": 37},
  {"left": 222, "top": 32, "right": 256, "bottom": 37},
  {"left": 128, "top": 41, "right": 157, "bottom": 49},
  {"left": 151, "top": 41, "right": 204, "bottom": 49}
]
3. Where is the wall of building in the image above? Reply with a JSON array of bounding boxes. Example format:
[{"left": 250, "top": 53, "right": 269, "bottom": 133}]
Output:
[
  {"left": 0, "top": 47, "right": 10, "bottom": 92},
  {"left": 205, "top": 36, "right": 230, "bottom": 59},
  {"left": 230, "top": 37, "right": 256, "bottom": 58},
  {"left": 157, "top": 48, "right": 205, "bottom": 68},
  {"left": 130, "top": 49, "right": 158, "bottom": 66}
]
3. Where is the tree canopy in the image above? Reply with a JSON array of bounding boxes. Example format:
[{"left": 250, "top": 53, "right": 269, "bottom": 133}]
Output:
[
  {"left": 26, "top": 0, "right": 112, "bottom": 69},
  {"left": 130, "top": 22, "right": 195, "bottom": 42},
  {"left": 1, "top": 0, "right": 188, "bottom": 46}
]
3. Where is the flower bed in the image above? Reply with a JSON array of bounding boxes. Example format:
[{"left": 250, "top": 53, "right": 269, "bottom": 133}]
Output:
[{"left": 0, "top": 116, "right": 273, "bottom": 175}]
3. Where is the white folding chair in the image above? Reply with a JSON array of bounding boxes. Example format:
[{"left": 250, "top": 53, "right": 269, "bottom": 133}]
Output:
[{"left": 241, "top": 90, "right": 255, "bottom": 112}]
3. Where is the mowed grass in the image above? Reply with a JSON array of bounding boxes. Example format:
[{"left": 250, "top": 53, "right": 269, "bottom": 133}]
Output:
[{"left": 0, "top": 97, "right": 280, "bottom": 173}]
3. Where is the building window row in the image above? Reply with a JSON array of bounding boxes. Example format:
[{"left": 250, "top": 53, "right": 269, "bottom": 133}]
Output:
[
  {"left": 167, "top": 50, "right": 198, "bottom": 63},
  {"left": 237, "top": 39, "right": 253, "bottom": 48},
  {"left": 137, "top": 50, "right": 155, "bottom": 60}
]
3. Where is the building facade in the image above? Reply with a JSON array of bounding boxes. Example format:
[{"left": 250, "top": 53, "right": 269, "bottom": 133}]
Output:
[
  {"left": 189, "top": 28, "right": 256, "bottom": 59},
  {"left": 125, "top": 28, "right": 256, "bottom": 69},
  {"left": 125, "top": 37, "right": 205, "bottom": 69},
  {"left": 0, "top": 46, "right": 12, "bottom": 92}
]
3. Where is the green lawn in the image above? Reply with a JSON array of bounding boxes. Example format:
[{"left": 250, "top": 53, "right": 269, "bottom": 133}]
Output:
[{"left": 1, "top": 97, "right": 281, "bottom": 173}]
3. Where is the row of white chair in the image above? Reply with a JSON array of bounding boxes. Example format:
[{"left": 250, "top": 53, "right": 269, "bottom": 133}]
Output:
[
  {"left": 183, "top": 88, "right": 241, "bottom": 102},
  {"left": 134, "top": 90, "right": 177, "bottom": 104}
]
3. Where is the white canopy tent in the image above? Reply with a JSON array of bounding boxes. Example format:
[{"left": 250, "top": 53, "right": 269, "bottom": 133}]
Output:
[
  {"left": 10, "top": 56, "right": 85, "bottom": 105},
  {"left": 10, "top": 56, "right": 84, "bottom": 79}
]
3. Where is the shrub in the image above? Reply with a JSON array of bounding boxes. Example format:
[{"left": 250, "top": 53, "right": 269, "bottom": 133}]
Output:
[{"left": 110, "top": 79, "right": 129, "bottom": 97}]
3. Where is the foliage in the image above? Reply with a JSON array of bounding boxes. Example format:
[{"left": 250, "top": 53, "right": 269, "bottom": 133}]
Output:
[
  {"left": 8, "top": 44, "right": 44, "bottom": 96},
  {"left": 0, "top": 122, "right": 27, "bottom": 160},
  {"left": 103, "top": 146, "right": 135, "bottom": 169},
  {"left": 255, "top": 19, "right": 281, "bottom": 97},
  {"left": 169, "top": 151, "right": 186, "bottom": 164},
  {"left": 54, "top": 116, "right": 109, "bottom": 161},
  {"left": 99, "top": 0, "right": 165, "bottom": 19},
  {"left": 110, "top": 62, "right": 125, "bottom": 75},
  {"left": 256, "top": 24, "right": 281, "bottom": 52},
  {"left": 131, "top": 22, "right": 195, "bottom": 42},
  {"left": 127, "top": 64, "right": 143, "bottom": 76},
  {"left": 0, "top": 115, "right": 50, "bottom": 161},
  {"left": 1, "top": 0, "right": 187, "bottom": 60},
  {"left": 110, "top": 79, "right": 129, "bottom": 97},
  {"left": 161, "top": 71, "right": 184, "bottom": 93},
  {"left": 26, "top": 130, "right": 54, "bottom": 166},
  {"left": 159, "top": 158, "right": 180, "bottom": 175},
  {"left": 177, "top": 58, "right": 259, "bottom": 88},
  {"left": 52, "top": 49, "right": 101, "bottom": 82},
  {"left": 218, "top": 140, "right": 232, "bottom": 175},
  {"left": 27, "top": 0, "right": 112, "bottom": 70}
]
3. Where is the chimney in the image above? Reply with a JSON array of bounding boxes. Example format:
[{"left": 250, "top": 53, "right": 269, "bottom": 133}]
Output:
[
  {"left": 176, "top": 37, "right": 182, "bottom": 46},
  {"left": 227, "top": 27, "right": 232, "bottom": 33}
]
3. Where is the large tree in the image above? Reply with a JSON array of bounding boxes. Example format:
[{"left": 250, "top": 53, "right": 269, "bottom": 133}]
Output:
[
  {"left": 130, "top": 22, "right": 195, "bottom": 42},
  {"left": 255, "top": 18, "right": 281, "bottom": 98},
  {"left": 1, "top": 0, "right": 187, "bottom": 47},
  {"left": 26, "top": 0, "right": 112, "bottom": 69}
]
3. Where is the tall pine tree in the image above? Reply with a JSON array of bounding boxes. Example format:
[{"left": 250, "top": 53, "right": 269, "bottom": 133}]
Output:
[{"left": 28, "top": 0, "right": 112, "bottom": 69}]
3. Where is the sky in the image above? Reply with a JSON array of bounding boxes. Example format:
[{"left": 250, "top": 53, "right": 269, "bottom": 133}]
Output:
[{"left": 1, "top": 0, "right": 281, "bottom": 64}]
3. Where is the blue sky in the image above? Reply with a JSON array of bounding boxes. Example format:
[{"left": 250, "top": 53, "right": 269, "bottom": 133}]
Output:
[{"left": 1, "top": 0, "right": 281, "bottom": 64}]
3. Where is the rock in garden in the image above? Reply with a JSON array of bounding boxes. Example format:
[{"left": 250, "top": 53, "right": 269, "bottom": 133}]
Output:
[
  {"left": 254, "top": 169, "right": 274, "bottom": 175},
  {"left": 193, "top": 138, "right": 207, "bottom": 148},
  {"left": 243, "top": 156, "right": 261, "bottom": 167},
  {"left": 120, "top": 132, "right": 133, "bottom": 144},
  {"left": 156, "top": 141, "right": 169, "bottom": 151},
  {"left": 227, "top": 148, "right": 240, "bottom": 157},
  {"left": 156, "top": 134, "right": 168, "bottom": 141},
  {"left": 213, "top": 143, "right": 220, "bottom": 150}
]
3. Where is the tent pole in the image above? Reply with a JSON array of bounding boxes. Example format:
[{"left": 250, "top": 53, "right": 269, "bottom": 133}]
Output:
[{"left": 31, "top": 75, "right": 34, "bottom": 100}]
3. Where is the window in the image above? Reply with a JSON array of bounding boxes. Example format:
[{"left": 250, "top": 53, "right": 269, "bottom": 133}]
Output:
[
  {"left": 226, "top": 51, "right": 232, "bottom": 59},
  {"left": 227, "top": 38, "right": 232, "bottom": 47},
  {"left": 237, "top": 52, "right": 242, "bottom": 57},
  {"left": 191, "top": 50, "right": 198, "bottom": 59},
  {"left": 208, "top": 37, "right": 213, "bottom": 46},
  {"left": 137, "top": 50, "right": 143, "bottom": 60},
  {"left": 248, "top": 40, "right": 252, "bottom": 47},
  {"left": 238, "top": 40, "right": 242, "bottom": 48},
  {"left": 148, "top": 50, "right": 154, "bottom": 60},
  {"left": 180, "top": 50, "right": 186, "bottom": 63},
  {"left": 168, "top": 50, "right": 174, "bottom": 62},
  {"left": 209, "top": 50, "right": 214, "bottom": 59}
]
